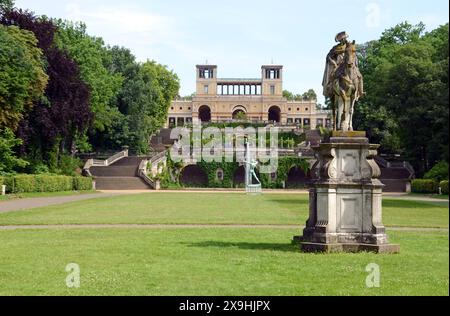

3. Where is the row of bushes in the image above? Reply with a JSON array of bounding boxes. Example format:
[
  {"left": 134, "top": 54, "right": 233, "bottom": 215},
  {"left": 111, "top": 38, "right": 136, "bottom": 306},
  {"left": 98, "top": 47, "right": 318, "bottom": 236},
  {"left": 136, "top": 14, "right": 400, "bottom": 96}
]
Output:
[
  {"left": 0, "top": 175, "right": 93, "bottom": 194},
  {"left": 411, "top": 179, "right": 449, "bottom": 195}
]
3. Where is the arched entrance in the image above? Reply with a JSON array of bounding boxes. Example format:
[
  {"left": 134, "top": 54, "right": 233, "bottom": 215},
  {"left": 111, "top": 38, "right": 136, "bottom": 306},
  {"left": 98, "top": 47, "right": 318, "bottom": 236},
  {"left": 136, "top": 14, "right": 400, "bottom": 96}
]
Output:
[
  {"left": 233, "top": 166, "right": 246, "bottom": 187},
  {"left": 233, "top": 165, "right": 260, "bottom": 187},
  {"left": 268, "top": 106, "right": 281, "bottom": 123},
  {"left": 286, "top": 166, "right": 310, "bottom": 188},
  {"left": 232, "top": 105, "right": 247, "bottom": 121},
  {"left": 180, "top": 165, "right": 208, "bottom": 187},
  {"left": 198, "top": 105, "right": 211, "bottom": 123}
]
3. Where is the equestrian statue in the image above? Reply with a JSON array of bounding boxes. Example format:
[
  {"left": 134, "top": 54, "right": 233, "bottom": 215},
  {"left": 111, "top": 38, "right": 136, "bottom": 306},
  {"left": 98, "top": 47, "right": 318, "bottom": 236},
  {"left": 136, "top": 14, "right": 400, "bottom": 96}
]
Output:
[{"left": 322, "top": 32, "right": 364, "bottom": 132}]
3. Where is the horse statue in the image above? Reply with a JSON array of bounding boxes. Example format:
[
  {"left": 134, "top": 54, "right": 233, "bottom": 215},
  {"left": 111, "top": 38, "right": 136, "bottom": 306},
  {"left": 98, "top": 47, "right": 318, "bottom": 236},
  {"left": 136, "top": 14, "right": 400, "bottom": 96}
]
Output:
[{"left": 323, "top": 32, "right": 364, "bottom": 132}]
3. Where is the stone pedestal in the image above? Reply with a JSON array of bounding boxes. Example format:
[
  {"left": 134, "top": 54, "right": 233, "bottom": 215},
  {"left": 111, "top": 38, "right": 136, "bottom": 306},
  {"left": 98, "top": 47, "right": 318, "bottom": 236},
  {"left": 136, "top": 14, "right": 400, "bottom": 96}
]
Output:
[{"left": 296, "top": 132, "right": 400, "bottom": 254}]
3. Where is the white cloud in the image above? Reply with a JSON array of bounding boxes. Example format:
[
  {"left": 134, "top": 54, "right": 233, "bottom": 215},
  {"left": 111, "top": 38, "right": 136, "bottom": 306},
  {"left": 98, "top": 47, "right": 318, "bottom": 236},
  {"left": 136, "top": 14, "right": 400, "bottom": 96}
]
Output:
[{"left": 64, "top": 3, "right": 178, "bottom": 47}]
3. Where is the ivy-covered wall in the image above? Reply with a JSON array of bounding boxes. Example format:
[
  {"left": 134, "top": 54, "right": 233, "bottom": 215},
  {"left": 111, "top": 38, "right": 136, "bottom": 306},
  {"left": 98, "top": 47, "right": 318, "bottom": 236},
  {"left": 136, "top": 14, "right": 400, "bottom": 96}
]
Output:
[{"left": 155, "top": 153, "right": 311, "bottom": 189}]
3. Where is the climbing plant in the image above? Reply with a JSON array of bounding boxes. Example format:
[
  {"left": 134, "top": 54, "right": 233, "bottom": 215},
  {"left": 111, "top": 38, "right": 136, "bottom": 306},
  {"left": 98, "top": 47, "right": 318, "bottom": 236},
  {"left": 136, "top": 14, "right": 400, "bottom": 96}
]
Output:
[{"left": 159, "top": 153, "right": 311, "bottom": 189}]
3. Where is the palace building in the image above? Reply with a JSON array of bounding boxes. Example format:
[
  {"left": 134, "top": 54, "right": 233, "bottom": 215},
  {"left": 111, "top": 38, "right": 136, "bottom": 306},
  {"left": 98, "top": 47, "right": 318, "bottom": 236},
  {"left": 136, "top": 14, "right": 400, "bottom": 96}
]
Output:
[{"left": 167, "top": 65, "right": 331, "bottom": 129}]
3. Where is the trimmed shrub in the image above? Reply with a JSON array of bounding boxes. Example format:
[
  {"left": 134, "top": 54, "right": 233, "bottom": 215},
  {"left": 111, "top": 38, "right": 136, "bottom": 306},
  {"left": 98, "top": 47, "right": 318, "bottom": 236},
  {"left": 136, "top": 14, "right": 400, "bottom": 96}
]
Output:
[
  {"left": 13, "top": 175, "right": 37, "bottom": 193},
  {"left": 3, "top": 175, "right": 92, "bottom": 193},
  {"left": 440, "top": 180, "right": 449, "bottom": 195},
  {"left": 73, "top": 177, "right": 93, "bottom": 191},
  {"left": 34, "top": 175, "right": 73, "bottom": 192},
  {"left": 411, "top": 179, "right": 438, "bottom": 194}
]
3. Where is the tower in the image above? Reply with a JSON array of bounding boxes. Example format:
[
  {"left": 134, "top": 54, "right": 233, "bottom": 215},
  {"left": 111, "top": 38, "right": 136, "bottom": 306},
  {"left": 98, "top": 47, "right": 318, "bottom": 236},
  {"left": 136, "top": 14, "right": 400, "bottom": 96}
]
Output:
[
  {"left": 261, "top": 65, "right": 283, "bottom": 96},
  {"left": 196, "top": 65, "right": 217, "bottom": 96}
]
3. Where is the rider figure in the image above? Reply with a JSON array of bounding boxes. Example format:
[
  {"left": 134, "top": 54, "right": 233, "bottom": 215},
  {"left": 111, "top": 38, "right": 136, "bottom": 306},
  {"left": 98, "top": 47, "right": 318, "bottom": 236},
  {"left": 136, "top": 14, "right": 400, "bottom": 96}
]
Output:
[{"left": 322, "top": 31, "right": 349, "bottom": 98}]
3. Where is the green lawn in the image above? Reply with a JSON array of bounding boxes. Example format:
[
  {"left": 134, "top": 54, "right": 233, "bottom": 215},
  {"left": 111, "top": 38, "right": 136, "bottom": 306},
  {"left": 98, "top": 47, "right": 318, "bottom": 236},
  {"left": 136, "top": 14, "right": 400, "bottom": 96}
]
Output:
[
  {"left": 0, "top": 228, "right": 447, "bottom": 296},
  {"left": 0, "top": 190, "right": 97, "bottom": 202},
  {"left": 0, "top": 192, "right": 448, "bottom": 296},
  {"left": 0, "top": 193, "right": 447, "bottom": 228}
]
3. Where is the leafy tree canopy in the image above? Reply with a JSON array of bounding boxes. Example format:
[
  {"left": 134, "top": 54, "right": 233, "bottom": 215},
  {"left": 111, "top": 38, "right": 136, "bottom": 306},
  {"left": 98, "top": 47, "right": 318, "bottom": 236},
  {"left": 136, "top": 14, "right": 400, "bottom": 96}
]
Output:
[
  {"left": 355, "top": 22, "right": 449, "bottom": 176},
  {"left": 53, "top": 20, "right": 123, "bottom": 132},
  {"left": 0, "top": 127, "right": 28, "bottom": 173},
  {"left": 0, "top": 24, "right": 48, "bottom": 130}
]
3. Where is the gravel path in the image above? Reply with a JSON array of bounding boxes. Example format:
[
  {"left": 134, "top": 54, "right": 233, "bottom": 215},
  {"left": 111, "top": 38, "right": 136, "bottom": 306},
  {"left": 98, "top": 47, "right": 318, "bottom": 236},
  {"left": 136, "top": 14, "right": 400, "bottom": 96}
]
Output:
[
  {"left": 0, "top": 224, "right": 447, "bottom": 232},
  {"left": 0, "top": 193, "right": 118, "bottom": 213}
]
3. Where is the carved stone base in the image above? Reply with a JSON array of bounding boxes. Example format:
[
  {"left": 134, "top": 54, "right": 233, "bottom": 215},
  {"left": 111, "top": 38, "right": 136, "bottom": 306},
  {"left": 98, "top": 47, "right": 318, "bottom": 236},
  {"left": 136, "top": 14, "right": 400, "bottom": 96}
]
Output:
[{"left": 297, "top": 134, "right": 399, "bottom": 254}]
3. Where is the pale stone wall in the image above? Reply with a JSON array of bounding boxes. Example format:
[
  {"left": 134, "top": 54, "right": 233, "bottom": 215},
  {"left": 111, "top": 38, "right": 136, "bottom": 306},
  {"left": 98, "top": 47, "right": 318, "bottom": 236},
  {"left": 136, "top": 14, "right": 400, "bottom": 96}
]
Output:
[{"left": 167, "top": 65, "right": 331, "bottom": 129}]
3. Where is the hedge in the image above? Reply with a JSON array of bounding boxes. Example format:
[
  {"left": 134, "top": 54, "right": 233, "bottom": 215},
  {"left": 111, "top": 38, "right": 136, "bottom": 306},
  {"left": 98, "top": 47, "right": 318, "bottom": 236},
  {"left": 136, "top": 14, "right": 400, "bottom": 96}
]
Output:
[
  {"left": 0, "top": 175, "right": 92, "bottom": 194},
  {"left": 73, "top": 177, "right": 94, "bottom": 191},
  {"left": 440, "top": 180, "right": 449, "bottom": 195},
  {"left": 411, "top": 179, "right": 438, "bottom": 194}
]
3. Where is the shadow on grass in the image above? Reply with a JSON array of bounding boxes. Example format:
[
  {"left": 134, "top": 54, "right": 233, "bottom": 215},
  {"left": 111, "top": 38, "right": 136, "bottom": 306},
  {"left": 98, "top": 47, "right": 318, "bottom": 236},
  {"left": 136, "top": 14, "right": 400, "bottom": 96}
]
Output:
[
  {"left": 266, "top": 198, "right": 309, "bottom": 206},
  {"left": 183, "top": 241, "right": 299, "bottom": 253}
]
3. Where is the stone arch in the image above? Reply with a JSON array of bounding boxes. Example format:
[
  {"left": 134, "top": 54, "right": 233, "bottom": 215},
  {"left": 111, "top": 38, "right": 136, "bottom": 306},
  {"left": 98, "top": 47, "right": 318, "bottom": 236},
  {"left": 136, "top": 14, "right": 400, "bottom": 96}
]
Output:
[
  {"left": 180, "top": 165, "right": 208, "bottom": 187},
  {"left": 233, "top": 166, "right": 246, "bottom": 186},
  {"left": 233, "top": 165, "right": 260, "bottom": 187},
  {"left": 232, "top": 105, "right": 247, "bottom": 120},
  {"left": 198, "top": 105, "right": 211, "bottom": 123},
  {"left": 268, "top": 106, "right": 281, "bottom": 123},
  {"left": 286, "top": 166, "right": 311, "bottom": 188}
]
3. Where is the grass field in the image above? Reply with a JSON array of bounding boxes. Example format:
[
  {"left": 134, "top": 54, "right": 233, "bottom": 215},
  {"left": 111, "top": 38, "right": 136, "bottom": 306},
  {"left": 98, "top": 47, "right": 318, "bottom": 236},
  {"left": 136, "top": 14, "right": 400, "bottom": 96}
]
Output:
[
  {"left": 0, "top": 193, "right": 447, "bottom": 228},
  {"left": 0, "top": 228, "right": 447, "bottom": 296},
  {"left": 0, "top": 190, "right": 97, "bottom": 202},
  {"left": 0, "top": 192, "right": 448, "bottom": 296}
]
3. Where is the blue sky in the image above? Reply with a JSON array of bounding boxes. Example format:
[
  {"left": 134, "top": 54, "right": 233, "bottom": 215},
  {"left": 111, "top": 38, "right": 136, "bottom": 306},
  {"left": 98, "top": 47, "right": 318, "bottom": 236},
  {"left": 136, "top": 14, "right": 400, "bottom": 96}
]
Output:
[{"left": 15, "top": 0, "right": 449, "bottom": 103}]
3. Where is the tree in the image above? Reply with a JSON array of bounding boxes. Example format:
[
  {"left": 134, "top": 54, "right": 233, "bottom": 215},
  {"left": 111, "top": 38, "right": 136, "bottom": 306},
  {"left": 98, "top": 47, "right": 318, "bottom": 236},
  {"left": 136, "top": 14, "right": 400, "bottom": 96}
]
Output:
[
  {"left": 354, "top": 22, "right": 449, "bottom": 176},
  {"left": 2, "top": 9, "right": 92, "bottom": 166},
  {"left": 53, "top": 20, "right": 123, "bottom": 133},
  {"left": 0, "top": 0, "right": 14, "bottom": 13},
  {"left": 302, "top": 89, "right": 317, "bottom": 101},
  {"left": 283, "top": 90, "right": 294, "bottom": 101},
  {"left": 0, "top": 24, "right": 48, "bottom": 130},
  {"left": 0, "top": 128, "right": 28, "bottom": 173}
]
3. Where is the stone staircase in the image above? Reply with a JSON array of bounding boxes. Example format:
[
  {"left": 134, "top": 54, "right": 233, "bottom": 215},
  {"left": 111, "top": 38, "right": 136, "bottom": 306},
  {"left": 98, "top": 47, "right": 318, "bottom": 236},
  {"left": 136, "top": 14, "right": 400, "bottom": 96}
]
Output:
[
  {"left": 90, "top": 157, "right": 152, "bottom": 190},
  {"left": 305, "top": 130, "right": 322, "bottom": 147}
]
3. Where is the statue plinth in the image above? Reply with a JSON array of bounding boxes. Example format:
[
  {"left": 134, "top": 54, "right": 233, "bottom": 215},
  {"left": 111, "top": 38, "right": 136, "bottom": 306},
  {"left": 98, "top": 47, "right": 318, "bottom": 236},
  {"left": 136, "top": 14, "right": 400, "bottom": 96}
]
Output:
[{"left": 295, "top": 133, "right": 400, "bottom": 254}]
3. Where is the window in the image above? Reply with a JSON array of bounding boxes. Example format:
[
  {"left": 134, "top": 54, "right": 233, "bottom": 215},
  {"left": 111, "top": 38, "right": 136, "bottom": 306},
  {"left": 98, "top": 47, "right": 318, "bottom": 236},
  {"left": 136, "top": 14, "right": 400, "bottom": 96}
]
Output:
[
  {"left": 287, "top": 118, "right": 294, "bottom": 124},
  {"left": 169, "top": 117, "right": 176, "bottom": 128},
  {"left": 297, "top": 108, "right": 300, "bottom": 111},
  {"left": 170, "top": 107, "right": 174, "bottom": 111},
  {"left": 180, "top": 107, "right": 183, "bottom": 110},
  {"left": 266, "top": 69, "right": 280, "bottom": 79},
  {"left": 270, "top": 85, "right": 275, "bottom": 95},
  {"left": 288, "top": 108, "right": 292, "bottom": 111},
  {"left": 216, "top": 169, "right": 224, "bottom": 181},
  {"left": 317, "top": 119, "right": 324, "bottom": 127},
  {"left": 199, "top": 68, "right": 213, "bottom": 79},
  {"left": 305, "top": 108, "right": 309, "bottom": 112},
  {"left": 204, "top": 85, "right": 209, "bottom": 94},
  {"left": 188, "top": 107, "right": 191, "bottom": 111}
]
